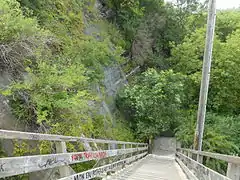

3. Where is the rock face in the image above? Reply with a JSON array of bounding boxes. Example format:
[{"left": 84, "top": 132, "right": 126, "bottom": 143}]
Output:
[
  {"left": 0, "top": 72, "right": 17, "bottom": 130},
  {"left": 153, "top": 137, "right": 177, "bottom": 158},
  {"left": 103, "top": 65, "right": 127, "bottom": 111},
  {"left": 104, "top": 65, "right": 126, "bottom": 97},
  {"left": 101, "top": 65, "right": 127, "bottom": 128},
  {"left": 84, "top": 1, "right": 128, "bottom": 123}
]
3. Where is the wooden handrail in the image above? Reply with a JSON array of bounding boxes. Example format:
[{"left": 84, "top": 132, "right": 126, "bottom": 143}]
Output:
[
  {"left": 0, "top": 129, "right": 147, "bottom": 145},
  {"left": 177, "top": 148, "right": 240, "bottom": 164},
  {"left": 176, "top": 152, "right": 231, "bottom": 180},
  {"left": 0, "top": 129, "right": 148, "bottom": 178},
  {"left": 59, "top": 152, "right": 148, "bottom": 180},
  {"left": 0, "top": 147, "right": 147, "bottom": 178}
]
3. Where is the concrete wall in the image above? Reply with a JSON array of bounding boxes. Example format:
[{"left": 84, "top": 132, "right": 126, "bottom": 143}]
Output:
[{"left": 153, "top": 137, "right": 177, "bottom": 157}]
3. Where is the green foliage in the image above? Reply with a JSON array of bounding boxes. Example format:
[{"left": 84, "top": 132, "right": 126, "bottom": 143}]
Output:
[
  {"left": 176, "top": 112, "right": 239, "bottom": 173},
  {"left": 0, "top": 0, "right": 49, "bottom": 75},
  {"left": 7, "top": 57, "right": 92, "bottom": 128},
  {"left": 13, "top": 141, "right": 37, "bottom": 156},
  {"left": 211, "top": 30, "right": 240, "bottom": 113},
  {"left": 112, "top": 2, "right": 240, "bottom": 174},
  {"left": 71, "top": 160, "right": 96, "bottom": 173},
  {"left": 169, "top": 9, "right": 240, "bottom": 172},
  {"left": 105, "top": 0, "right": 144, "bottom": 48},
  {"left": 216, "top": 10, "right": 240, "bottom": 42},
  {"left": 0, "top": 0, "right": 133, "bottom": 178},
  {"left": 0, "top": 0, "right": 134, "bottom": 147},
  {"left": 170, "top": 13, "right": 240, "bottom": 114},
  {"left": 2, "top": 0, "right": 240, "bottom": 177},
  {"left": 39, "top": 141, "right": 52, "bottom": 154},
  {"left": 0, "top": 142, "right": 6, "bottom": 158},
  {"left": 97, "top": 21, "right": 127, "bottom": 49},
  {"left": 176, "top": 112, "right": 239, "bottom": 154},
  {"left": 0, "top": 0, "right": 40, "bottom": 42},
  {"left": 170, "top": 27, "right": 221, "bottom": 75},
  {"left": 112, "top": 117, "right": 135, "bottom": 142},
  {"left": 17, "top": 0, "right": 85, "bottom": 39},
  {"left": 105, "top": 0, "right": 206, "bottom": 70},
  {"left": 117, "top": 69, "right": 185, "bottom": 140}
]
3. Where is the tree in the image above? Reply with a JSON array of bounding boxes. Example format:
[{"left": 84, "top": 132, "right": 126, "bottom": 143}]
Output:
[
  {"left": 104, "top": 0, "right": 144, "bottom": 49},
  {"left": 117, "top": 69, "right": 185, "bottom": 140},
  {"left": 215, "top": 10, "right": 240, "bottom": 42},
  {"left": 105, "top": 0, "right": 206, "bottom": 70},
  {"left": 176, "top": 112, "right": 239, "bottom": 173},
  {"left": 211, "top": 30, "right": 240, "bottom": 114},
  {"left": 170, "top": 17, "right": 240, "bottom": 114},
  {"left": 169, "top": 8, "right": 240, "bottom": 164}
]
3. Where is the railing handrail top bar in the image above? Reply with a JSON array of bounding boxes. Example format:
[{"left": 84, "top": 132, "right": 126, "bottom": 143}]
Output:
[
  {"left": 0, "top": 129, "right": 147, "bottom": 145},
  {"left": 0, "top": 147, "right": 148, "bottom": 178},
  {"left": 177, "top": 148, "right": 240, "bottom": 164},
  {"left": 59, "top": 151, "right": 147, "bottom": 180},
  {"left": 0, "top": 147, "right": 147, "bottom": 160}
]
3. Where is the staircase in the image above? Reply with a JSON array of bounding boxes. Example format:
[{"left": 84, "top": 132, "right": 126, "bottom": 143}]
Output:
[
  {"left": 109, "top": 154, "right": 187, "bottom": 180},
  {"left": 0, "top": 130, "right": 240, "bottom": 180}
]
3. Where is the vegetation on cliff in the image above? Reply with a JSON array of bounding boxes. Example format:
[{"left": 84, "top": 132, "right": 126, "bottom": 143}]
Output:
[
  {"left": 0, "top": 0, "right": 133, "bottom": 140},
  {"left": 0, "top": 0, "right": 133, "bottom": 176}
]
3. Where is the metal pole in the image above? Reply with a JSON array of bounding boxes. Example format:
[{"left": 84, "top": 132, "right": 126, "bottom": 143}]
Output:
[{"left": 194, "top": 0, "right": 217, "bottom": 152}]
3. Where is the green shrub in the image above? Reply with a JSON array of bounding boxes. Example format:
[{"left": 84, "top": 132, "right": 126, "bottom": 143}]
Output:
[{"left": 0, "top": 0, "right": 40, "bottom": 42}]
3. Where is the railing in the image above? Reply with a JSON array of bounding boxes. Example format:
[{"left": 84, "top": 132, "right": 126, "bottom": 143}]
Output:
[
  {"left": 0, "top": 129, "right": 148, "bottom": 179},
  {"left": 176, "top": 148, "right": 240, "bottom": 180}
]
